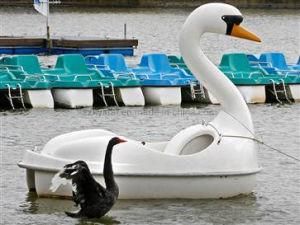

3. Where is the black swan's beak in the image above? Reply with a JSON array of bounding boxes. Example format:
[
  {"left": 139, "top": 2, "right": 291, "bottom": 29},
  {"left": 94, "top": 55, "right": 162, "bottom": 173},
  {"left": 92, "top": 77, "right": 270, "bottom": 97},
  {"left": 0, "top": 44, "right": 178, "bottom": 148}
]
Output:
[{"left": 116, "top": 137, "right": 127, "bottom": 144}]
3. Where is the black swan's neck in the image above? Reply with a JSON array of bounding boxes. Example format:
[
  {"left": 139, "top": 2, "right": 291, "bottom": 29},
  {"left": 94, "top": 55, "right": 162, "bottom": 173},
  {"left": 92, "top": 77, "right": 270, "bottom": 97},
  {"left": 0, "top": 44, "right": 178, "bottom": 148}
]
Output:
[{"left": 103, "top": 142, "right": 117, "bottom": 191}]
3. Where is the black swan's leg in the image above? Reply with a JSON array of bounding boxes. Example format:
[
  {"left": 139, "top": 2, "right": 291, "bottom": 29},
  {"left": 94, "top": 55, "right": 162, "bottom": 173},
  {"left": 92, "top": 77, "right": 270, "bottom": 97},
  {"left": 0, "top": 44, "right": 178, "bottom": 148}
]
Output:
[{"left": 72, "top": 191, "right": 79, "bottom": 207}]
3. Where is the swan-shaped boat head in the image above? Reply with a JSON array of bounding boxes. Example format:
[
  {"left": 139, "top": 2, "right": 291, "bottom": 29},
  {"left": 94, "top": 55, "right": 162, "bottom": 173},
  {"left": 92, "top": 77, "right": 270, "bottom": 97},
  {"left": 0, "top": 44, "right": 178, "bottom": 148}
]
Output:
[{"left": 180, "top": 3, "right": 261, "bottom": 134}]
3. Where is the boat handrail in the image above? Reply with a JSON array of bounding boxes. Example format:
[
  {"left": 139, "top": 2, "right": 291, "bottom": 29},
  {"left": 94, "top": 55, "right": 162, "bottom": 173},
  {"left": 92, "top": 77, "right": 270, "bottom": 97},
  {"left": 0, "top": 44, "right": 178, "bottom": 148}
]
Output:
[
  {"left": 275, "top": 68, "right": 300, "bottom": 74},
  {"left": 169, "top": 63, "right": 181, "bottom": 69},
  {"left": 74, "top": 74, "right": 93, "bottom": 81},
  {"left": 249, "top": 71, "right": 264, "bottom": 78},
  {"left": 160, "top": 73, "right": 180, "bottom": 80},
  {"left": 259, "top": 61, "right": 273, "bottom": 67},
  {"left": 23, "top": 74, "right": 47, "bottom": 82},
  {"left": 136, "top": 73, "right": 150, "bottom": 79},
  {"left": 85, "top": 64, "right": 98, "bottom": 70},
  {"left": 86, "top": 63, "right": 109, "bottom": 70},
  {"left": 113, "top": 71, "right": 136, "bottom": 79},
  {"left": 43, "top": 73, "right": 61, "bottom": 81},
  {"left": 222, "top": 71, "right": 235, "bottom": 78},
  {"left": 0, "top": 64, "right": 24, "bottom": 70}
]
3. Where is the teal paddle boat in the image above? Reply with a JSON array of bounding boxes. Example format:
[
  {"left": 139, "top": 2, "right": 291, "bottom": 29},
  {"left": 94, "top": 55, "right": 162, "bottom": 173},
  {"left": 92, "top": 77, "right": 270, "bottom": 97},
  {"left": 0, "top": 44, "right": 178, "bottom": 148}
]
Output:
[
  {"left": 0, "top": 56, "right": 54, "bottom": 108},
  {"left": 248, "top": 52, "right": 300, "bottom": 103}
]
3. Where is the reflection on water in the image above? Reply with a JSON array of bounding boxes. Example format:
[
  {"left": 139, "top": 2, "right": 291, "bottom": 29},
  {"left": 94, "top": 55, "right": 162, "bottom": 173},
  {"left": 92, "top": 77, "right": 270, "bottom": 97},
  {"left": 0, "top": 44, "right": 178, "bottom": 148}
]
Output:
[
  {"left": 19, "top": 192, "right": 39, "bottom": 214},
  {"left": 20, "top": 191, "right": 259, "bottom": 225},
  {"left": 20, "top": 192, "right": 121, "bottom": 225}
]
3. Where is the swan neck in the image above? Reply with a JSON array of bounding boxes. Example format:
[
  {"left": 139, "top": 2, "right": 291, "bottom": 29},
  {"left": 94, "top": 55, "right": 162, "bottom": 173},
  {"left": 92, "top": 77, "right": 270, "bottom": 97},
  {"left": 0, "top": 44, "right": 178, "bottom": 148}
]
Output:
[
  {"left": 180, "top": 27, "right": 254, "bottom": 133},
  {"left": 103, "top": 142, "right": 117, "bottom": 190}
]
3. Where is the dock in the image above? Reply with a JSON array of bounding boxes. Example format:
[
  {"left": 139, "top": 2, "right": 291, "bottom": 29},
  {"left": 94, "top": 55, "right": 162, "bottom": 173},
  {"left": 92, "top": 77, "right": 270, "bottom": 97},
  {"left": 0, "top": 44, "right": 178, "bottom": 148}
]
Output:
[{"left": 0, "top": 37, "right": 139, "bottom": 56}]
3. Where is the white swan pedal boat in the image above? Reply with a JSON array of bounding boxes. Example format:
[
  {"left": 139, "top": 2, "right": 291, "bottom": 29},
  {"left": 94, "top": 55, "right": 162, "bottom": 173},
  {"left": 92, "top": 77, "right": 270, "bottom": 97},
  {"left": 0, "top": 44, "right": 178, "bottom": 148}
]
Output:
[{"left": 18, "top": 3, "right": 262, "bottom": 199}]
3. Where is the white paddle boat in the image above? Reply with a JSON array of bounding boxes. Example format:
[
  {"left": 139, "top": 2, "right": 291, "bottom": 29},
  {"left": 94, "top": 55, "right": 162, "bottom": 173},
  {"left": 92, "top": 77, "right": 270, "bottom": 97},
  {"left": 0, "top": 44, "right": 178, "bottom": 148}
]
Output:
[{"left": 18, "top": 3, "right": 261, "bottom": 199}]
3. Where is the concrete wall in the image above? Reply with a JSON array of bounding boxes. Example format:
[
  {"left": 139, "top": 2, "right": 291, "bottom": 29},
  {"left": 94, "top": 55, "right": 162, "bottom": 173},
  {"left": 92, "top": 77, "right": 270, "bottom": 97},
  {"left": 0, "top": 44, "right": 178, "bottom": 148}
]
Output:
[{"left": 1, "top": 0, "right": 299, "bottom": 9}]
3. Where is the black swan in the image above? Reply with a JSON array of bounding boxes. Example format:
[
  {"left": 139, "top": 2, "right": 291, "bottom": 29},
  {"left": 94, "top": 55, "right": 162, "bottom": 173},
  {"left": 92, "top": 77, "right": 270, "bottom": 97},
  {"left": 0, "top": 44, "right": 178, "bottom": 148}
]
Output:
[{"left": 58, "top": 137, "right": 126, "bottom": 218}]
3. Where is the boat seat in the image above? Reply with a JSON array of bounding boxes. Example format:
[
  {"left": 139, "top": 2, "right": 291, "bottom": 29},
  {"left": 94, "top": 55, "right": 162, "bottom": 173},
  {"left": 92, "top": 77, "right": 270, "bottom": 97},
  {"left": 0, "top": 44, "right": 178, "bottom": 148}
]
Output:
[
  {"left": 0, "top": 55, "right": 51, "bottom": 89},
  {"left": 219, "top": 53, "right": 265, "bottom": 78},
  {"left": 147, "top": 53, "right": 174, "bottom": 73},
  {"left": 220, "top": 53, "right": 253, "bottom": 72},
  {"left": 85, "top": 55, "right": 104, "bottom": 66},
  {"left": 55, "top": 54, "right": 102, "bottom": 77},
  {"left": 136, "top": 53, "right": 195, "bottom": 85},
  {"left": 1, "top": 55, "right": 43, "bottom": 75},
  {"left": 259, "top": 52, "right": 289, "bottom": 70},
  {"left": 98, "top": 54, "right": 139, "bottom": 81},
  {"left": 55, "top": 54, "right": 93, "bottom": 74},
  {"left": 168, "top": 55, "right": 193, "bottom": 76},
  {"left": 259, "top": 52, "right": 300, "bottom": 77},
  {"left": 246, "top": 54, "right": 260, "bottom": 64},
  {"left": 164, "top": 124, "right": 215, "bottom": 155},
  {"left": 1, "top": 55, "right": 60, "bottom": 82},
  {"left": 142, "top": 53, "right": 187, "bottom": 75},
  {"left": 168, "top": 55, "right": 181, "bottom": 64},
  {"left": 99, "top": 54, "right": 131, "bottom": 73}
]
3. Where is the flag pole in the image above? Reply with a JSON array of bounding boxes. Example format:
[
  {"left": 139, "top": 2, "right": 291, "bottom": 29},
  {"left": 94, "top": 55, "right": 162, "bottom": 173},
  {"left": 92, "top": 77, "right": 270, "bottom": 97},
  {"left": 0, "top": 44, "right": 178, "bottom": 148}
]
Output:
[{"left": 46, "top": 0, "right": 51, "bottom": 52}]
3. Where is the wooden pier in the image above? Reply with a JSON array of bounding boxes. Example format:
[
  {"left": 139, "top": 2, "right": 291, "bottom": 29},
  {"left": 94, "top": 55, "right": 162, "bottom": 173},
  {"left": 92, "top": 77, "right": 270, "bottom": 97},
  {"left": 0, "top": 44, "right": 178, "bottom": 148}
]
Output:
[{"left": 0, "top": 37, "right": 139, "bottom": 56}]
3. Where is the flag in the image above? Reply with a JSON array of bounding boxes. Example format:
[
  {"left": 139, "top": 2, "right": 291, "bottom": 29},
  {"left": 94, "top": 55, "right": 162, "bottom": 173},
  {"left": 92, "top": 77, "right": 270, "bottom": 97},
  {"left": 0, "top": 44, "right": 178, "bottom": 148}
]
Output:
[{"left": 33, "top": 0, "right": 48, "bottom": 17}]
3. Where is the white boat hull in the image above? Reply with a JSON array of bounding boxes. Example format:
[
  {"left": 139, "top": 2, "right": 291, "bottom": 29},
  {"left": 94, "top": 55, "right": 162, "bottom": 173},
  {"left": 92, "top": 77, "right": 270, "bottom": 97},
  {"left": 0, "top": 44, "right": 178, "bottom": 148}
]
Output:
[
  {"left": 118, "top": 87, "right": 145, "bottom": 106},
  {"left": 24, "top": 90, "right": 54, "bottom": 108},
  {"left": 206, "top": 91, "right": 219, "bottom": 104},
  {"left": 19, "top": 111, "right": 260, "bottom": 199},
  {"left": 206, "top": 86, "right": 266, "bottom": 104},
  {"left": 52, "top": 89, "right": 93, "bottom": 108},
  {"left": 237, "top": 85, "right": 266, "bottom": 103},
  {"left": 289, "top": 84, "right": 300, "bottom": 102},
  {"left": 142, "top": 87, "right": 182, "bottom": 105},
  {"left": 29, "top": 169, "right": 256, "bottom": 199}
]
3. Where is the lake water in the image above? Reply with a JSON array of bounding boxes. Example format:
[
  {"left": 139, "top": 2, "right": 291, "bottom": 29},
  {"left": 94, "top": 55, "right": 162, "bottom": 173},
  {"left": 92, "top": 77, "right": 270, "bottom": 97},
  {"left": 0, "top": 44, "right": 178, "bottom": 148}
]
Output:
[{"left": 1, "top": 6, "right": 300, "bottom": 225}]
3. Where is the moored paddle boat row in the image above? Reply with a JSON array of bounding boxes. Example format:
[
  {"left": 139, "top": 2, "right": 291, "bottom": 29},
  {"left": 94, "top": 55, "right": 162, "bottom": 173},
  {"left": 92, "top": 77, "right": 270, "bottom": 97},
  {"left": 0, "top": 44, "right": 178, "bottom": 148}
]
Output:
[
  {"left": 169, "top": 52, "right": 300, "bottom": 103},
  {"left": 1, "top": 51, "right": 298, "bottom": 109},
  {"left": 0, "top": 54, "right": 145, "bottom": 109}
]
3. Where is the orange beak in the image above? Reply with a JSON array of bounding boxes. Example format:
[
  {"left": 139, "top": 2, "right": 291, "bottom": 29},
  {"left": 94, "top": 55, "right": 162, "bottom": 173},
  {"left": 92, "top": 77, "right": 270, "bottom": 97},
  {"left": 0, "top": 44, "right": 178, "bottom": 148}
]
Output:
[{"left": 231, "top": 24, "right": 261, "bottom": 42}]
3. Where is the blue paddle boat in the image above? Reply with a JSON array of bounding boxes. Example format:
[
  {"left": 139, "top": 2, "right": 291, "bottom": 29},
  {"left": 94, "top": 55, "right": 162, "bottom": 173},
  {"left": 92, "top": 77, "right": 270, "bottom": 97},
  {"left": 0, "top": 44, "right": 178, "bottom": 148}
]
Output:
[{"left": 132, "top": 53, "right": 200, "bottom": 105}]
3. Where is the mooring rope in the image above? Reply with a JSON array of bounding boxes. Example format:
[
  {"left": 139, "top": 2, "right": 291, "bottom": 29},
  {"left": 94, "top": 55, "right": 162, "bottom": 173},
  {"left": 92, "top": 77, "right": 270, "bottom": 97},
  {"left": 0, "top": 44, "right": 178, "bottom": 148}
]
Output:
[
  {"left": 220, "top": 134, "right": 300, "bottom": 162},
  {"left": 206, "top": 111, "right": 300, "bottom": 162}
]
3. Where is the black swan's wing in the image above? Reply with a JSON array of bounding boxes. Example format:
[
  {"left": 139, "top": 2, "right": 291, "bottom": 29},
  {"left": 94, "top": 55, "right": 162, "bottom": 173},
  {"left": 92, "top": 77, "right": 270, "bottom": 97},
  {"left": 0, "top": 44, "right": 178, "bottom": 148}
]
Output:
[{"left": 95, "top": 181, "right": 106, "bottom": 198}]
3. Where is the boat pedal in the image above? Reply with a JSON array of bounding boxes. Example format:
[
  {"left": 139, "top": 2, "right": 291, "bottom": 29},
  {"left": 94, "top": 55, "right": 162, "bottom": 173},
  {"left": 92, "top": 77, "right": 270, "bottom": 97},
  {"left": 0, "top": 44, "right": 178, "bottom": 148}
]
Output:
[
  {"left": 190, "top": 82, "right": 205, "bottom": 100},
  {"left": 5, "top": 84, "right": 26, "bottom": 110},
  {"left": 269, "top": 79, "right": 292, "bottom": 104},
  {"left": 97, "top": 82, "right": 119, "bottom": 107}
]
